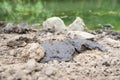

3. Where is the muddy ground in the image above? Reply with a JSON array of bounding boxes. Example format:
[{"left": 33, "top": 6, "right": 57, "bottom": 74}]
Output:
[{"left": 0, "top": 24, "right": 120, "bottom": 80}]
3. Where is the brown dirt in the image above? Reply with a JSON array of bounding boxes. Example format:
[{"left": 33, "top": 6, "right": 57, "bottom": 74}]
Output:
[{"left": 0, "top": 31, "right": 120, "bottom": 80}]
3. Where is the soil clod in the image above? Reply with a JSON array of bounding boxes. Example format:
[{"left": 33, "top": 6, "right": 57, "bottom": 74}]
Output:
[{"left": 40, "top": 40, "right": 75, "bottom": 62}]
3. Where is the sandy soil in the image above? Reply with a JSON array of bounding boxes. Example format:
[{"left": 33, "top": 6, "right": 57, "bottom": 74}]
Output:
[{"left": 0, "top": 30, "right": 120, "bottom": 80}]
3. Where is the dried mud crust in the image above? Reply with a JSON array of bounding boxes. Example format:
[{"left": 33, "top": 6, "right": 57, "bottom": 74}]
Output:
[{"left": 0, "top": 30, "right": 120, "bottom": 80}]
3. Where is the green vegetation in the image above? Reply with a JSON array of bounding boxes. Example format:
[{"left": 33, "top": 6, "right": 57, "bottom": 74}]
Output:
[{"left": 0, "top": 0, "right": 120, "bottom": 30}]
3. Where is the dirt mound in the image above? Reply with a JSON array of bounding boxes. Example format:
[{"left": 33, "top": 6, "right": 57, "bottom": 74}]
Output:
[{"left": 0, "top": 25, "right": 120, "bottom": 79}]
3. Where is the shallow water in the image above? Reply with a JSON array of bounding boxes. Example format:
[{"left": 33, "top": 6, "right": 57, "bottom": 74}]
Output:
[{"left": 43, "top": 0, "right": 120, "bottom": 30}]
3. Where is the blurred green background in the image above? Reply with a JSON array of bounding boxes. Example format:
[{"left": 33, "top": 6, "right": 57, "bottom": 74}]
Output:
[{"left": 0, "top": 0, "right": 120, "bottom": 30}]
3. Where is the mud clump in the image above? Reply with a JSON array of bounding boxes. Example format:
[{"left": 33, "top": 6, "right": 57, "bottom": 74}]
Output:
[
  {"left": 109, "top": 31, "right": 120, "bottom": 40},
  {"left": 0, "top": 21, "right": 6, "bottom": 33},
  {"left": 9, "top": 43, "right": 45, "bottom": 62},
  {"left": 6, "top": 36, "right": 45, "bottom": 62},
  {"left": 40, "top": 38, "right": 107, "bottom": 63},
  {"left": 7, "top": 40, "right": 27, "bottom": 48},
  {"left": 71, "top": 39, "right": 108, "bottom": 52},
  {"left": 40, "top": 40, "right": 75, "bottom": 63},
  {"left": 7, "top": 37, "right": 33, "bottom": 48},
  {"left": 0, "top": 21, "right": 6, "bottom": 27},
  {"left": 91, "top": 30, "right": 120, "bottom": 41},
  {"left": 2, "top": 23, "right": 36, "bottom": 34},
  {"left": 16, "top": 36, "right": 33, "bottom": 43}
]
